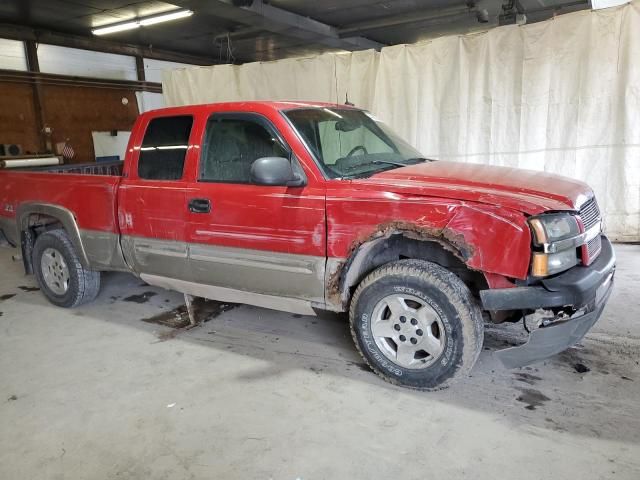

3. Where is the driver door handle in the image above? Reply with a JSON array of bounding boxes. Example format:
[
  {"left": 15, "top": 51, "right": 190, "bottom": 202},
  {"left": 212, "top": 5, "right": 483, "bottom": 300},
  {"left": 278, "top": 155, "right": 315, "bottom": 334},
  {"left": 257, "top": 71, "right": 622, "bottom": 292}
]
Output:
[{"left": 188, "top": 198, "right": 211, "bottom": 214}]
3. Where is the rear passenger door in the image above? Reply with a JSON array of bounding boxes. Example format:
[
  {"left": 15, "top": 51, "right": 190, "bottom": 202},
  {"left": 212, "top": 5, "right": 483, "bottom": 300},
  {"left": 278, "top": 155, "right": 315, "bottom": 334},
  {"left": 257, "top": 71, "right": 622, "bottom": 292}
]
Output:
[
  {"left": 118, "top": 114, "right": 194, "bottom": 281},
  {"left": 185, "top": 112, "right": 326, "bottom": 304}
]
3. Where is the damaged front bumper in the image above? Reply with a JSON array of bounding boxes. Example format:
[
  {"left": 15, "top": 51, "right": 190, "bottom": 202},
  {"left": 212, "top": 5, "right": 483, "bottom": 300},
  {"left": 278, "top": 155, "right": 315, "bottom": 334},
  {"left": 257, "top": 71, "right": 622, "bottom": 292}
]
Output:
[{"left": 480, "top": 236, "right": 616, "bottom": 368}]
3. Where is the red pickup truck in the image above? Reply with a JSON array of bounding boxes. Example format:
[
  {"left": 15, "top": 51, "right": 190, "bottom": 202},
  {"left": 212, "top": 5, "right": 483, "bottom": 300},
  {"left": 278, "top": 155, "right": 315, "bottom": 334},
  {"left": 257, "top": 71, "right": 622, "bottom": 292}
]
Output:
[{"left": 0, "top": 101, "right": 615, "bottom": 389}]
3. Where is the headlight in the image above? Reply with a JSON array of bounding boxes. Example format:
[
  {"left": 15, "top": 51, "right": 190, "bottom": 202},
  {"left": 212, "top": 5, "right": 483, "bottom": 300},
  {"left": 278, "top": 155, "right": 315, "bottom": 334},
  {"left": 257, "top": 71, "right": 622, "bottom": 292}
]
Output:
[
  {"left": 529, "top": 214, "right": 580, "bottom": 245},
  {"left": 529, "top": 213, "right": 580, "bottom": 277}
]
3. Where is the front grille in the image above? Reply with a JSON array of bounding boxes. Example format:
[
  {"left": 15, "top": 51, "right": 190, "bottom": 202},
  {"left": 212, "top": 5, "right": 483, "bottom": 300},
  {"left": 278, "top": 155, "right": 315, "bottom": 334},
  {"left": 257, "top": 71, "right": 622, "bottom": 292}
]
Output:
[
  {"left": 579, "top": 197, "right": 602, "bottom": 264},
  {"left": 586, "top": 234, "right": 602, "bottom": 260},
  {"left": 579, "top": 197, "right": 600, "bottom": 231}
]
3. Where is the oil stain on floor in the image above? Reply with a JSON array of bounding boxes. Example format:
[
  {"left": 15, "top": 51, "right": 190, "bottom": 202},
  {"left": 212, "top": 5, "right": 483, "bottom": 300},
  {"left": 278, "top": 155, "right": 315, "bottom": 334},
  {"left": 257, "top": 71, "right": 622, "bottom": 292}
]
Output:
[
  {"left": 142, "top": 298, "right": 238, "bottom": 341},
  {"left": 574, "top": 363, "right": 591, "bottom": 373},
  {"left": 513, "top": 372, "right": 543, "bottom": 385},
  {"left": 516, "top": 387, "right": 551, "bottom": 410},
  {"left": 18, "top": 286, "right": 40, "bottom": 292},
  {"left": 123, "top": 291, "right": 158, "bottom": 303}
]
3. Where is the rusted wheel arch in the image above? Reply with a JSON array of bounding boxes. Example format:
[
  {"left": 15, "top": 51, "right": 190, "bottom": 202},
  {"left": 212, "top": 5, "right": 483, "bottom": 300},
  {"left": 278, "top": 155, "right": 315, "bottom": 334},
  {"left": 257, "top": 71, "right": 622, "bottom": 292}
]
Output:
[{"left": 329, "top": 229, "right": 487, "bottom": 311}]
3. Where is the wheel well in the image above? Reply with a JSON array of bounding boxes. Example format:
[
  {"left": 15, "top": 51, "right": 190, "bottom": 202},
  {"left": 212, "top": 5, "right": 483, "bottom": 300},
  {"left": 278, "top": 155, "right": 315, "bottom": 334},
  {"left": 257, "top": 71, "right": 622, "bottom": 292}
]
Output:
[
  {"left": 337, "top": 233, "right": 488, "bottom": 308},
  {"left": 20, "top": 214, "right": 64, "bottom": 274}
]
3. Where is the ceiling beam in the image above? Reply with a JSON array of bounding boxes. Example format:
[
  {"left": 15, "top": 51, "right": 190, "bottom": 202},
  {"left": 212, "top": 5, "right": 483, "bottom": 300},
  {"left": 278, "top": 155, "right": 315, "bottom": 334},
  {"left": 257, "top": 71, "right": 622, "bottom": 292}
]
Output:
[
  {"left": 172, "top": 0, "right": 384, "bottom": 51},
  {"left": 213, "top": 26, "right": 265, "bottom": 42},
  {"left": 521, "top": 0, "right": 588, "bottom": 15},
  {"left": 0, "top": 69, "right": 162, "bottom": 93},
  {"left": 0, "top": 23, "right": 219, "bottom": 66},
  {"left": 336, "top": 6, "right": 476, "bottom": 37}
]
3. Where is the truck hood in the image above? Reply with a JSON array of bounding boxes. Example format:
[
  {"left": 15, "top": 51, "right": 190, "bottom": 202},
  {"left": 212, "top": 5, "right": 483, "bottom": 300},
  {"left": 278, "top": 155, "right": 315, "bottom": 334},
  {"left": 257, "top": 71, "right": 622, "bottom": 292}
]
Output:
[{"left": 361, "top": 161, "right": 592, "bottom": 215}]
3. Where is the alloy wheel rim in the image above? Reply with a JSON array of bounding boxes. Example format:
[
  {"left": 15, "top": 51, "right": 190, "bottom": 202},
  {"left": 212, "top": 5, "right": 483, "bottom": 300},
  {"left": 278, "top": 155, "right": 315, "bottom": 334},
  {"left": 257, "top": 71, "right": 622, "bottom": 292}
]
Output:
[
  {"left": 370, "top": 293, "right": 446, "bottom": 369},
  {"left": 41, "top": 247, "right": 70, "bottom": 295}
]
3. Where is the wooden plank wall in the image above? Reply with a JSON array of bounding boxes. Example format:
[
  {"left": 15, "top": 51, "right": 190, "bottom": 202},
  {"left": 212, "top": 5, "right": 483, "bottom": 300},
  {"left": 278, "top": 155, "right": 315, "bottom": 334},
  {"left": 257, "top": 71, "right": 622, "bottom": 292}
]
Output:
[
  {"left": 0, "top": 83, "right": 40, "bottom": 155},
  {"left": 0, "top": 81, "right": 139, "bottom": 162},
  {"left": 41, "top": 85, "right": 139, "bottom": 163}
]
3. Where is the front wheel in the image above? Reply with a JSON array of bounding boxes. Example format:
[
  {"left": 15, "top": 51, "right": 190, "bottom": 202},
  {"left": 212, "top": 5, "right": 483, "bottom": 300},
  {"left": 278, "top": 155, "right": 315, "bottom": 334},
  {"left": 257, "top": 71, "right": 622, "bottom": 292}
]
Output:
[
  {"left": 32, "top": 229, "right": 101, "bottom": 308},
  {"left": 349, "top": 259, "right": 484, "bottom": 390}
]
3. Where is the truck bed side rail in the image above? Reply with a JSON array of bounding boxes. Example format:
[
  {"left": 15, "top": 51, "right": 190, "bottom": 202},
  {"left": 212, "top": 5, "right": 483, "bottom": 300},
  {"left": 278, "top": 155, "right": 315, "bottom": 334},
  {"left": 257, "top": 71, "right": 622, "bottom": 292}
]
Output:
[{"left": 16, "top": 161, "right": 124, "bottom": 176}]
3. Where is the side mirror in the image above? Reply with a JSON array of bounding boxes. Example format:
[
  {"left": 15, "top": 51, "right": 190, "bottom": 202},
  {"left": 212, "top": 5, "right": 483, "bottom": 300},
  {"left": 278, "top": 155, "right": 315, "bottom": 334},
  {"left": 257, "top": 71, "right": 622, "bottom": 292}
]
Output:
[{"left": 250, "top": 157, "right": 306, "bottom": 187}]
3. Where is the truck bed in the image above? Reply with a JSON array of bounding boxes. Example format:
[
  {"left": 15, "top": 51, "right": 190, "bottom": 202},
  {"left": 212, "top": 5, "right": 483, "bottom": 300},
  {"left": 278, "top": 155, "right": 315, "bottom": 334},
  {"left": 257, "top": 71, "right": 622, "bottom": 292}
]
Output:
[{"left": 0, "top": 162, "right": 122, "bottom": 247}]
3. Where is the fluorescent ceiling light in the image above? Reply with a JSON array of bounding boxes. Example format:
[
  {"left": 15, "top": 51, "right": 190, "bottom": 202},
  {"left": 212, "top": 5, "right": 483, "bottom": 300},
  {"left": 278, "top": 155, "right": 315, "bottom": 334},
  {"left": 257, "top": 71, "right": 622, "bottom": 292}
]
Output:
[
  {"left": 92, "top": 21, "right": 139, "bottom": 36},
  {"left": 92, "top": 9, "right": 193, "bottom": 36},
  {"left": 139, "top": 10, "right": 193, "bottom": 26}
]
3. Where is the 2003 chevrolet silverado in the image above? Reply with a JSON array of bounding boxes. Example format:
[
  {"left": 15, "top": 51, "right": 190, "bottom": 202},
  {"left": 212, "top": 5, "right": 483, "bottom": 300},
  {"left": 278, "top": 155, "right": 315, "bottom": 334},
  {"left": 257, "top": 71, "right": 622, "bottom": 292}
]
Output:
[{"left": 0, "top": 101, "right": 615, "bottom": 389}]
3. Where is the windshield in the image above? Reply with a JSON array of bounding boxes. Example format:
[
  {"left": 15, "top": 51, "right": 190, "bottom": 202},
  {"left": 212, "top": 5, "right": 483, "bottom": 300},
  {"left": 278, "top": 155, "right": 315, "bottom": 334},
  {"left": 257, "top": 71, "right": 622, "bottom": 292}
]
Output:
[{"left": 283, "top": 107, "right": 429, "bottom": 179}]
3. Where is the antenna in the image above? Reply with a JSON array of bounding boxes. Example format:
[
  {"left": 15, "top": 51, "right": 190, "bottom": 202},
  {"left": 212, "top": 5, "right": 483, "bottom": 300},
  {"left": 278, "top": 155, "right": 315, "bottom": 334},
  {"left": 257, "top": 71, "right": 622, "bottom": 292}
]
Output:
[{"left": 345, "top": 93, "right": 354, "bottom": 106}]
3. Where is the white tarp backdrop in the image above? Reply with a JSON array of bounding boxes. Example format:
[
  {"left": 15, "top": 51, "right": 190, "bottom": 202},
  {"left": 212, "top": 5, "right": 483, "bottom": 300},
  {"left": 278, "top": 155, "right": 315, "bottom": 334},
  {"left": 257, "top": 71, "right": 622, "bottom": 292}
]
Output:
[
  {"left": 162, "top": 50, "right": 379, "bottom": 108},
  {"left": 163, "top": 1, "right": 640, "bottom": 241}
]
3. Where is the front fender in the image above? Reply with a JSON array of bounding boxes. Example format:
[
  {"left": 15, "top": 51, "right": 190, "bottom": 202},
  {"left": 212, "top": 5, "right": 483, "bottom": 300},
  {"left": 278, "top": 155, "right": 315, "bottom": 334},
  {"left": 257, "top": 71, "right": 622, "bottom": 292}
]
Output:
[{"left": 445, "top": 204, "right": 531, "bottom": 279}]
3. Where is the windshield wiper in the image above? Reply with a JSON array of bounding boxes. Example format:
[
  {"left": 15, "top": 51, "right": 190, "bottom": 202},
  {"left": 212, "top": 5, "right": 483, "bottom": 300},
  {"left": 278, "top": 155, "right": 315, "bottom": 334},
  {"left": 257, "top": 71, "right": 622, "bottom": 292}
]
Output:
[
  {"left": 405, "top": 157, "right": 431, "bottom": 163},
  {"left": 339, "top": 160, "right": 407, "bottom": 179},
  {"left": 338, "top": 158, "right": 430, "bottom": 180},
  {"left": 342, "top": 159, "right": 408, "bottom": 172},
  {"left": 364, "top": 157, "right": 430, "bottom": 168}
]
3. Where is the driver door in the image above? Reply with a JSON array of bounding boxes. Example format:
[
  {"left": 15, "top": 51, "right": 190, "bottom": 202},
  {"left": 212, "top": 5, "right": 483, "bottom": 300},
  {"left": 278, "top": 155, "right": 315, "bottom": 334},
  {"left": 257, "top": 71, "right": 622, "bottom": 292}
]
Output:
[{"left": 184, "top": 112, "right": 326, "bottom": 304}]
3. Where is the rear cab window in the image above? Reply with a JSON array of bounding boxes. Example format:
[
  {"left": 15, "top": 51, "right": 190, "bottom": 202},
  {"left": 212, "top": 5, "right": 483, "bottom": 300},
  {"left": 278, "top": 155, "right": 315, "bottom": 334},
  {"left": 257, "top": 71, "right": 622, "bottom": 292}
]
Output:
[{"left": 138, "top": 115, "right": 193, "bottom": 180}]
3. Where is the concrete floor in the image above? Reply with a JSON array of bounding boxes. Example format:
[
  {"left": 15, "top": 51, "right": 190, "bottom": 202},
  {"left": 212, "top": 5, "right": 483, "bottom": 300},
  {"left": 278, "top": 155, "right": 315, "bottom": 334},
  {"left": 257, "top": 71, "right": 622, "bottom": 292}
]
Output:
[{"left": 0, "top": 245, "right": 639, "bottom": 479}]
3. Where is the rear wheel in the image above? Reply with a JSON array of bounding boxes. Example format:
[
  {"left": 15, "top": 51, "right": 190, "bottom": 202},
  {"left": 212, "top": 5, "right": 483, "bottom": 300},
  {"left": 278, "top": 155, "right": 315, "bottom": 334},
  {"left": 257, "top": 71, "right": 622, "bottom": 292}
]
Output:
[
  {"left": 349, "top": 259, "right": 484, "bottom": 390},
  {"left": 32, "top": 229, "right": 101, "bottom": 308}
]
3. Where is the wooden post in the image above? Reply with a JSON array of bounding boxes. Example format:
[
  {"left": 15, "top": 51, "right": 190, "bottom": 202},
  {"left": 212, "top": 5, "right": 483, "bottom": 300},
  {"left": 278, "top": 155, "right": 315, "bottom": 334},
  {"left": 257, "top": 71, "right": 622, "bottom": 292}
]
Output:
[
  {"left": 24, "top": 40, "right": 51, "bottom": 153},
  {"left": 135, "top": 55, "right": 146, "bottom": 82}
]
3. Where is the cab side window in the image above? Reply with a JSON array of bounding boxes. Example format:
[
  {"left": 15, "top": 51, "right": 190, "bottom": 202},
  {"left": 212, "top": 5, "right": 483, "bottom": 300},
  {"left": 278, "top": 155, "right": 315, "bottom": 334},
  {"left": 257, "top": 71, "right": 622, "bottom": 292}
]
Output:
[
  {"left": 200, "top": 116, "right": 288, "bottom": 183},
  {"left": 138, "top": 115, "right": 193, "bottom": 180}
]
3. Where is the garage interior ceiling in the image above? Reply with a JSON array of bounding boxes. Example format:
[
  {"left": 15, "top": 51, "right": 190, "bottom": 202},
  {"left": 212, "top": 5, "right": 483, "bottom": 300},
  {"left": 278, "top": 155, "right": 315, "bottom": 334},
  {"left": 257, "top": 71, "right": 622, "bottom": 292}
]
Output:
[{"left": 0, "top": 0, "right": 593, "bottom": 63}]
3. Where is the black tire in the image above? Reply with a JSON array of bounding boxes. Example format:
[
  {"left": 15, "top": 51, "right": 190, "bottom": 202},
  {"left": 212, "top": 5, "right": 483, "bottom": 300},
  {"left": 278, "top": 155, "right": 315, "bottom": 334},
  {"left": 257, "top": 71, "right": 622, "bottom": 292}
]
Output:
[
  {"left": 32, "top": 229, "right": 101, "bottom": 308},
  {"left": 350, "top": 259, "right": 484, "bottom": 390}
]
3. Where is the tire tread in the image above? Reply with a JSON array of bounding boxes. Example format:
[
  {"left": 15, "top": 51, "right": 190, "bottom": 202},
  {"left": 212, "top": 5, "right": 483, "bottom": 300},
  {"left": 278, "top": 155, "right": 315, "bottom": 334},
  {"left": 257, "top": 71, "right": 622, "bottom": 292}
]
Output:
[
  {"left": 33, "top": 229, "right": 100, "bottom": 308},
  {"left": 349, "top": 259, "right": 483, "bottom": 390}
]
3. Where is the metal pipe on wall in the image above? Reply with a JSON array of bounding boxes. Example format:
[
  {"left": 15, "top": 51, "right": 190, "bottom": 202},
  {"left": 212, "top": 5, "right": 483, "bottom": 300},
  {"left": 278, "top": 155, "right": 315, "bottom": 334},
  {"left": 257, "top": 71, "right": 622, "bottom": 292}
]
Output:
[{"left": 0, "top": 157, "right": 62, "bottom": 168}]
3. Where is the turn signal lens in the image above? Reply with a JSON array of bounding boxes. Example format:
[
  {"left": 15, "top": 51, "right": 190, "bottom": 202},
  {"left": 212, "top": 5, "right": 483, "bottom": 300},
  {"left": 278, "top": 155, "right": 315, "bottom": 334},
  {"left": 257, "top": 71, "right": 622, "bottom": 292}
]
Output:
[
  {"left": 531, "top": 249, "right": 579, "bottom": 277},
  {"left": 531, "top": 253, "right": 548, "bottom": 277}
]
